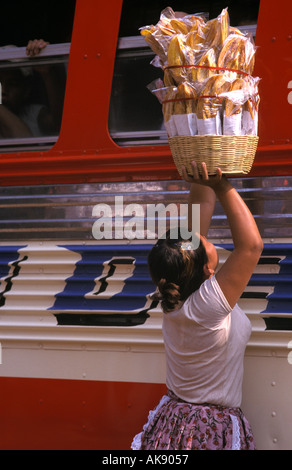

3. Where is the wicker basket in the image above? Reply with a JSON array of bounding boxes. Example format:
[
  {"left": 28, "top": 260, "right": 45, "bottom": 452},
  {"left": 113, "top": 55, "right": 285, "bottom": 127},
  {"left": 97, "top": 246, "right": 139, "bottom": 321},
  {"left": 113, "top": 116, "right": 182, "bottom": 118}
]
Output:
[{"left": 169, "top": 135, "right": 259, "bottom": 176}]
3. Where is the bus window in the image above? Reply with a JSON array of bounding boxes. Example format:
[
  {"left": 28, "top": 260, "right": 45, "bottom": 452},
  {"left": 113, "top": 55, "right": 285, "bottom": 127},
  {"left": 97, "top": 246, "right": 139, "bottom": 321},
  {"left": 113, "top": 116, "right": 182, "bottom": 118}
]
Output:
[
  {"left": 0, "top": 0, "right": 75, "bottom": 152},
  {"left": 108, "top": 0, "right": 260, "bottom": 147}
]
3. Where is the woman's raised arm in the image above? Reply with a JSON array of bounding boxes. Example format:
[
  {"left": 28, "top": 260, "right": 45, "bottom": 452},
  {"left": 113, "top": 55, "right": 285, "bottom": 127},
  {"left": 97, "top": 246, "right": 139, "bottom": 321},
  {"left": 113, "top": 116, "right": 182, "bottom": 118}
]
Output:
[{"left": 182, "top": 161, "right": 263, "bottom": 308}]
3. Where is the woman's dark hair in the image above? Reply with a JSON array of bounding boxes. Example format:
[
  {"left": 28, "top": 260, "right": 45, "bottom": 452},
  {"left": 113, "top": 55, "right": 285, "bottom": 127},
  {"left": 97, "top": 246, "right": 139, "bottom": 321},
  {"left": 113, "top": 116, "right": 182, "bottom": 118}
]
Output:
[{"left": 148, "top": 230, "right": 208, "bottom": 313}]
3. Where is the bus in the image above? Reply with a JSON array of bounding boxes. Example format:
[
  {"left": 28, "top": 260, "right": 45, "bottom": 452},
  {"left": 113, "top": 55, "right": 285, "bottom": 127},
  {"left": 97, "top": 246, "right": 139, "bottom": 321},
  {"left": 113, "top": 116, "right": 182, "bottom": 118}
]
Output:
[{"left": 0, "top": 0, "right": 291, "bottom": 450}]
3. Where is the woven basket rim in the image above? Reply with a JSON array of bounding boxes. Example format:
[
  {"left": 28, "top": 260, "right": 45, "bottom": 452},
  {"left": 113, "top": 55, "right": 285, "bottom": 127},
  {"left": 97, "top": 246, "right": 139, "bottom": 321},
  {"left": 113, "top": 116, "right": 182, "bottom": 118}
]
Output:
[
  {"left": 168, "top": 134, "right": 259, "bottom": 175},
  {"left": 168, "top": 134, "right": 259, "bottom": 141}
]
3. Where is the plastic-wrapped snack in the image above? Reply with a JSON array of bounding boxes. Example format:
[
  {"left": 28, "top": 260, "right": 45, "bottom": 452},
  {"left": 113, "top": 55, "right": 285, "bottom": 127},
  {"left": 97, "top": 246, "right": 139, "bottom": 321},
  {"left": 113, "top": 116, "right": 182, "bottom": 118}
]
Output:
[
  {"left": 195, "top": 48, "right": 217, "bottom": 82},
  {"left": 218, "top": 32, "right": 256, "bottom": 78},
  {"left": 223, "top": 78, "right": 245, "bottom": 135},
  {"left": 162, "top": 87, "right": 177, "bottom": 137},
  {"left": 183, "top": 8, "right": 229, "bottom": 82},
  {"left": 167, "top": 35, "right": 189, "bottom": 85},
  {"left": 140, "top": 25, "right": 170, "bottom": 65},
  {"left": 168, "top": 18, "right": 189, "bottom": 35},
  {"left": 242, "top": 100, "right": 257, "bottom": 135},
  {"left": 147, "top": 79, "right": 178, "bottom": 137},
  {"left": 220, "top": 76, "right": 260, "bottom": 135},
  {"left": 197, "top": 75, "right": 230, "bottom": 135},
  {"left": 172, "top": 82, "right": 198, "bottom": 136},
  {"left": 201, "top": 8, "right": 229, "bottom": 55},
  {"left": 242, "top": 78, "right": 260, "bottom": 135},
  {"left": 185, "top": 24, "right": 205, "bottom": 58},
  {"left": 148, "top": 79, "right": 198, "bottom": 137},
  {"left": 183, "top": 13, "right": 206, "bottom": 32},
  {"left": 140, "top": 9, "right": 178, "bottom": 66},
  {"left": 185, "top": 15, "right": 207, "bottom": 72},
  {"left": 140, "top": 7, "right": 207, "bottom": 71}
]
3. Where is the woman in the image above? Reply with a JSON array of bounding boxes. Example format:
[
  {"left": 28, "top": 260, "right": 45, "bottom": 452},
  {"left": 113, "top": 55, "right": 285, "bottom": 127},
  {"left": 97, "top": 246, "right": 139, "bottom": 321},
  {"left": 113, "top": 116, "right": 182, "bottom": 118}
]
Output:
[{"left": 131, "top": 161, "right": 263, "bottom": 450}]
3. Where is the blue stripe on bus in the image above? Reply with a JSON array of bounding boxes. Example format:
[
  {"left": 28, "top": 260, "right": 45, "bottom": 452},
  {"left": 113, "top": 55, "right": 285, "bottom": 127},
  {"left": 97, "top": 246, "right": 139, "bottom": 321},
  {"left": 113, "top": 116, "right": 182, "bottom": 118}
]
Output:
[
  {"left": 50, "top": 244, "right": 155, "bottom": 312},
  {"left": 0, "top": 243, "right": 291, "bottom": 329}
]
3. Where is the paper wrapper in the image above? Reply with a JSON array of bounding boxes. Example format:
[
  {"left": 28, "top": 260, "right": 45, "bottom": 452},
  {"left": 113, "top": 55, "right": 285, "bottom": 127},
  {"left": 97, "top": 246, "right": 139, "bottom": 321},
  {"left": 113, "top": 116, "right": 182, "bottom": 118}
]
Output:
[
  {"left": 197, "top": 115, "right": 222, "bottom": 135},
  {"left": 242, "top": 110, "right": 258, "bottom": 136},
  {"left": 164, "top": 116, "right": 177, "bottom": 136},
  {"left": 223, "top": 113, "right": 242, "bottom": 135},
  {"left": 173, "top": 114, "right": 197, "bottom": 136}
]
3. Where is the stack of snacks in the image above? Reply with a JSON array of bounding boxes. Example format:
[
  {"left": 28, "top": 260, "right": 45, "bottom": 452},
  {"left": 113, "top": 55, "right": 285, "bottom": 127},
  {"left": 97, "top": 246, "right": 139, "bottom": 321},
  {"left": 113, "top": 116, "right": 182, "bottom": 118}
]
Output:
[{"left": 141, "top": 7, "right": 260, "bottom": 175}]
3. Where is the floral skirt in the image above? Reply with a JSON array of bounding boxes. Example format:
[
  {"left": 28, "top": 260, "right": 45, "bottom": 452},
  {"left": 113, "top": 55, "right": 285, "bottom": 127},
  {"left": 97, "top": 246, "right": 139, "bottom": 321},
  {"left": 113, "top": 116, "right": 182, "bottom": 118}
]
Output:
[{"left": 131, "top": 391, "right": 255, "bottom": 450}]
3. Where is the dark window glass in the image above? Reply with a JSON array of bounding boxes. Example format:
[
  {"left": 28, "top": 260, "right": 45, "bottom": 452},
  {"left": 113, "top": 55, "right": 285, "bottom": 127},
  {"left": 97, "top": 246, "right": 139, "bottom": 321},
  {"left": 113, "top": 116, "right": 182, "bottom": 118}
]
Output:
[
  {"left": 0, "top": 1, "right": 75, "bottom": 151},
  {"left": 0, "top": 0, "right": 76, "bottom": 47}
]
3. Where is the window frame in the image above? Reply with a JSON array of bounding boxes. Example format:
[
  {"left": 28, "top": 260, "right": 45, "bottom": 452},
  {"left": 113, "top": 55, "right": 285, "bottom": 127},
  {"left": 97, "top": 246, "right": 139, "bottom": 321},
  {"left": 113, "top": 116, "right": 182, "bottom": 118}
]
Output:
[{"left": 0, "top": 43, "right": 70, "bottom": 152}]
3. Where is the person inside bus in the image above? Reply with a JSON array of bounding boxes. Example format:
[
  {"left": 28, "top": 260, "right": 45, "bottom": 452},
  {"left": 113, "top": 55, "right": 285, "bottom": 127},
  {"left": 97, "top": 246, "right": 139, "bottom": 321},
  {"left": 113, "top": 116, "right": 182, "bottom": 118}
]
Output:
[
  {"left": 132, "top": 161, "right": 263, "bottom": 450},
  {"left": 0, "top": 67, "right": 33, "bottom": 138},
  {"left": 0, "top": 39, "right": 65, "bottom": 138}
]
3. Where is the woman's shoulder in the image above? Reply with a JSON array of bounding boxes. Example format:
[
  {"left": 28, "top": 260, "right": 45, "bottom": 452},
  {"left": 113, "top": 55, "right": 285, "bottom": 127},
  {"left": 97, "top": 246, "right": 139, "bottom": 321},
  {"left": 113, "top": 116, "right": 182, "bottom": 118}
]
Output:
[{"left": 183, "top": 275, "right": 233, "bottom": 327}]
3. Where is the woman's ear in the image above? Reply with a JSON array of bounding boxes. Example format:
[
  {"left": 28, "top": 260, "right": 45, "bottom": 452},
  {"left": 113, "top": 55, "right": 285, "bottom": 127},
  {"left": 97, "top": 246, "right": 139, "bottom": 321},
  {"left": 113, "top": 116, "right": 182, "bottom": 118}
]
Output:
[{"left": 203, "top": 264, "right": 215, "bottom": 279}]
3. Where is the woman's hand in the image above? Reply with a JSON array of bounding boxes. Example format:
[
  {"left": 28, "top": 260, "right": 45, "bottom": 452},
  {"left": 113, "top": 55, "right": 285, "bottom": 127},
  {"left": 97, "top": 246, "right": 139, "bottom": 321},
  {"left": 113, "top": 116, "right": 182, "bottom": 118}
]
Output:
[{"left": 182, "top": 161, "right": 223, "bottom": 189}]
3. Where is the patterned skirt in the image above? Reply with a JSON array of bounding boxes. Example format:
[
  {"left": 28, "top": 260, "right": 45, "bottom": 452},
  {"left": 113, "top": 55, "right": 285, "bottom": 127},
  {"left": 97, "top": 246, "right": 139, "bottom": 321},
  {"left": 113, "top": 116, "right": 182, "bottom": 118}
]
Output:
[{"left": 131, "top": 391, "right": 256, "bottom": 450}]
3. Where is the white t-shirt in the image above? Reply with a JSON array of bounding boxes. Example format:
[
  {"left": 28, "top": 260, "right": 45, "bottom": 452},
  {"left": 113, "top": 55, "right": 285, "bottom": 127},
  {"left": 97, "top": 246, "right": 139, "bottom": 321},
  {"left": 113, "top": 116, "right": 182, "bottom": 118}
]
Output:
[{"left": 162, "top": 275, "right": 252, "bottom": 408}]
